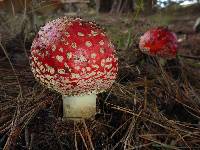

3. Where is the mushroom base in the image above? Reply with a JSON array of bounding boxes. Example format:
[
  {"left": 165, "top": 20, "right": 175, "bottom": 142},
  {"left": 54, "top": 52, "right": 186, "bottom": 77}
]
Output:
[{"left": 62, "top": 94, "right": 97, "bottom": 120}]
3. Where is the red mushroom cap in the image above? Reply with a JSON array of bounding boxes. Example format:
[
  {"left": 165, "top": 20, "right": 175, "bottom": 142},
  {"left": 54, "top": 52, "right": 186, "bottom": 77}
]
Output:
[
  {"left": 139, "top": 27, "right": 178, "bottom": 59},
  {"left": 30, "top": 17, "right": 118, "bottom": 96}
]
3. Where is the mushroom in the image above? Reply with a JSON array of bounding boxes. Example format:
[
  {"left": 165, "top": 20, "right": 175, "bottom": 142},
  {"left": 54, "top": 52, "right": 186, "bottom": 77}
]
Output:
[
  {"left": 139, "top": 27, "right": 178, "bottom": 61},
  {"left": 29, "top": 17, "right": 118, "bottom": 120}
]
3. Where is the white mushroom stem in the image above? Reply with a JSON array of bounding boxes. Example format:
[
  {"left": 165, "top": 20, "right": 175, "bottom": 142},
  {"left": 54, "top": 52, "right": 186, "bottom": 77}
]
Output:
[{"left": 62, "top": 94, "right": 97, "bottom": 120}]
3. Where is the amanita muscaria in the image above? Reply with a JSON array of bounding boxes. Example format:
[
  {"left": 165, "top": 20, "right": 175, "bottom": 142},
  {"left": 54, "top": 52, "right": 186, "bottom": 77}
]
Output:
[
  {"left": 139, "top": 27, "right": 178, "bottom": 60},
  {"left": 30, "top": 17, "right": 118, "bottom": 120}
]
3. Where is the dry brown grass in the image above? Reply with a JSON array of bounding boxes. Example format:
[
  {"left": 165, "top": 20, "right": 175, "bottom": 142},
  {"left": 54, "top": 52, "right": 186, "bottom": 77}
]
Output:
[{"left": 1, "top": 39, "right": 200, "bottom": 149}]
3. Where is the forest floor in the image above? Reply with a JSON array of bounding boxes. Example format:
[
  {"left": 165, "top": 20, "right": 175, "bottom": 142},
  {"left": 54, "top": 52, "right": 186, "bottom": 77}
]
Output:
[{"left": 0, "top": 4, "right": 200, "bottom": 150}]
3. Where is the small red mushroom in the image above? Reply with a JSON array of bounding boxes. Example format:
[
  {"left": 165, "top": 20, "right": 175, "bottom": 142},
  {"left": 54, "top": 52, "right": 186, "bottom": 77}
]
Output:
[
  {"left": 139, "top": 27, "right": 178, "bottom": 59},
  {"left": 30, "top": 17, "right": 118, "bottom": 120}
]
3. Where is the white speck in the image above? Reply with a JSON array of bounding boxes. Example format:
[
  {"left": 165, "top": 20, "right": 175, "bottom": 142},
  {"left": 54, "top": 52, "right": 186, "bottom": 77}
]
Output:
[
  {"left": 58, "top": 69, "right": 65, "bottom": 74},
  {"left": 40, "top": 77, "right": 45, "bottom": 82},
  {"left": 101, "top": 59, "right": 105, "bottom": 67},
  {"left": 82, "top": 68, "right": 86, "bottom": 73},
  {"left": 100, "top": 48, "right": 105, "bottom": 54},
  {"left": 45, "top": 51, "right": 49, "bottom": 56},
  {"left": 52, "top": 45, "right": 56, "bottom": 51},
  {"left": 65, "top": 32, "right": 70, "bottom": 37},
  {"left": 91, "top": 53, "right": 96, "bottom": 58},
  {"left": 35, "top": 67, "right": 40, "bottom": 73},
  {"left": 92, "top": 64, "right": 99, "bottom": 69},
  {"left": 37, "top": 61, "right": 42, "bottom": 67},
  {"left": 101, "top": 33, "right": 105, "bottom": 36},
  {"left": 85, "top": 41, "right": 92, "bottom": 47},
  {"left": 64, "top": 41, "right": 69, "bottom": 45},
  {"left": 56, "top": 55, "right": 64, "bottom": 62},
  {"left": 75, "top": 54, "right": 87, "bottom": 62},
  {"left": 59, "top": 48, "right": 64, "bottom": 52},
  {"left": 113, "top": 57, "right": 118, "bottom": 62},
  {"left": 35, "top": 49, "right": 39, "bottom": 53},
  {"left": 71, "top": 42, "right": 77, "bottom": 48},
  {"left": 106, "top": 57, "right": 112, "bottom": 63},
  {"left": 89, "top": 21, "right": 94, "bottom": 25},
  {"left": 64, "top": 63, "right": 69, "bottom": 68},
  {"left": 61, "top": 37, "right": 66, "bottom": 42},
  {"left": 86, "top": 67, "right": 91, "bottom": 71},
  {"left": 88, "top": 71, "right": 96, "bottom": 77},
  {"left": 105, "top": 64, "right": 112, "bottom": 69},
  {"left": 39, "top": 65, "right": 45, "bottom": 72},
  {"left": 96, "top": 71, "right": 104, "bottom": 77},
  {"left": 71, "top": 73, "right": 80, "bottom": 79},
  {"left": 33, "top": 56, "right": 38, "bottom": 61},
  {"left": 49, "top": 67, "right": 55, "bottom": 74},
  {"left": 46, "top": 75, "right": 53, "bottom": 81},
  {"left": 99, "top": 40, "right": 104, "bottom": 46},
  {"left": 91, "top": 30, "right": 98, "bottom": 36},
  {"left": 77, "top": 32, "right": 84, "bottom": 36},
  {"left": 75, "top": 66, "right": 80, "bottom": 70},
  {"left": 66, "top": 52, "right": 72, "bottom": 59},
  {"left": 109, "top": 42, "right": 114, "bottom": 48},
  {"left": 68, "top": 22, "right": 73, "bottom": 26}
]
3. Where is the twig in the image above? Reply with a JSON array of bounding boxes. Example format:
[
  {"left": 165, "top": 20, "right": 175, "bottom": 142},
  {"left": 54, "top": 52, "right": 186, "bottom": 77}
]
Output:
[
  {"left": 82, "top": 120, "right": 95, "bottom": 150},
  {"left": 179, "top": 54, "right": 200, "bottom": 61},
  {"left": 74, "top": 122, "right": 78, "bottom": 150},
  {"left": 25, "top": 126, "right": 29, "bottom": 149},
  {"left": 77, "top": 124, "right": 89, "bottom": 150},
  {"left": 0, "top": 42, "right": 22, "bottom": 93},
  {"left": 144, "top": 76, "right": 147, "bottom": 110},
  {"left": 28, "top": 133, "right": 34, "bottom": 150}
]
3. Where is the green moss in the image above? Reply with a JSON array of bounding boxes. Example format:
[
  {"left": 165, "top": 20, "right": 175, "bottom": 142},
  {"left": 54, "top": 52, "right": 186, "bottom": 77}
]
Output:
[
  {"left": 149, "top": 12, "right": 174, "bottom": 26},
  {"left": 104, "top": 24, "right": 133, "bottom": 49}
]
